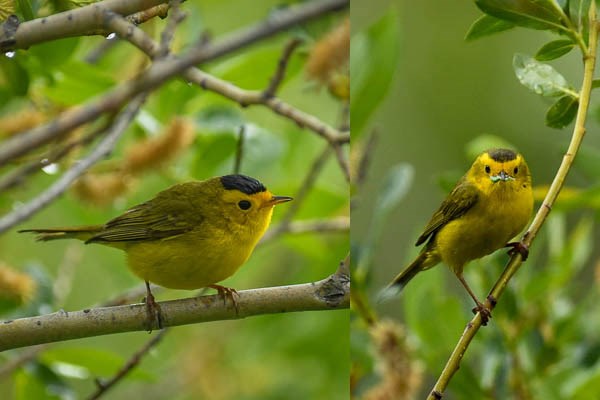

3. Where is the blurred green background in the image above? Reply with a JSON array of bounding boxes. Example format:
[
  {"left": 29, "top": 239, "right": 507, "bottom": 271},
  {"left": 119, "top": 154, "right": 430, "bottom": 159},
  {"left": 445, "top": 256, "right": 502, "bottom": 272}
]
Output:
[
  {"left": 0, "top": 1, "right": 349, "bottom": 399},
  {"left": 352, "top": 1, "right": 600, "bottom": 399}
]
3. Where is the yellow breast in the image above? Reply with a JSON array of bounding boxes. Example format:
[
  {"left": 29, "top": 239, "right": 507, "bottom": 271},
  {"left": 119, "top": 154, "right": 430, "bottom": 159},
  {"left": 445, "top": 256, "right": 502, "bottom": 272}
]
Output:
[
  {"left": 124, "top": 214, "right": 271, "bottom": 290},
  {"left": 435, "top": 183, "right": 533, "bottom": 273}
]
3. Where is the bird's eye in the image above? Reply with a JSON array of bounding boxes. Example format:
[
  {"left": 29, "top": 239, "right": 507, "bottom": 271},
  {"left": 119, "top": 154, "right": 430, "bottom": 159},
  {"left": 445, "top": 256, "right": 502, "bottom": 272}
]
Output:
[
  {"left": 237, "top": 200, "right": 252, "bottom": 210},
  {"left": 485, "top": 165, "right": 491, "bottom": 174},
  {"left": 513, "top": 167, "right": 519, "bottom": 174}
]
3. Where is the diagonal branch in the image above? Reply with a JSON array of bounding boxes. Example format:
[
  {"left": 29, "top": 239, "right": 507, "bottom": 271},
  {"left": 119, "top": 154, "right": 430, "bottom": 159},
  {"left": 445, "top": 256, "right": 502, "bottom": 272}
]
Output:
[
  {"left": 0, "top": 94, "right": 148, "bottom": 234},
  {"left": 427, "top": 4, "right": 599, "bottom": 399},
  {"left": 0, "top": 0, "right": 348, "bottom": 167}
]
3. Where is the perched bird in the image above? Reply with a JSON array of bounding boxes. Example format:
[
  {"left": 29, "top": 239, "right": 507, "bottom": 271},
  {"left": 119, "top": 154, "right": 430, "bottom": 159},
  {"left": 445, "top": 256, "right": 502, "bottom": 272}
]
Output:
[
  {"left": 21, "top": 174, "right": 292, "bottom": 327},
  {"left": 382, "top": 148, "right": 533, "bottom": 322}
]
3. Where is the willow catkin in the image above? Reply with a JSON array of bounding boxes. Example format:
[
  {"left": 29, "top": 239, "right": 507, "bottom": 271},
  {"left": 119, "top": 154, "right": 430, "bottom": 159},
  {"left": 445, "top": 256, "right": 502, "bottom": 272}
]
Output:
[
  {"left": 123, "top": 117, "right": 195, "bottom": 174},
  {"left": 362, "top": 320, "right": 423, "bottom": 400},
  {"left": 0, "top": 263, "right": 37, "bottom": 305},
  {"left": 306, "top": 17, "right": 350, "bottom": 99}
]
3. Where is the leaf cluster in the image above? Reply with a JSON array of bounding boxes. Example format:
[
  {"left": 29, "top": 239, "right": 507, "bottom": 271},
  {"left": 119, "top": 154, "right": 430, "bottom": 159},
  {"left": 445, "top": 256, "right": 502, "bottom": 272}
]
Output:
[{"left": 467, "top": 0, "right": 593, "bottom": 129}]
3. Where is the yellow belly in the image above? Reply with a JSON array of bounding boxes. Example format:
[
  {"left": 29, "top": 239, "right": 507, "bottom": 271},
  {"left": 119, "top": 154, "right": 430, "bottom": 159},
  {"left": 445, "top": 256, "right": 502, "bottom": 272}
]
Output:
[
  {"left": 435, "top": 187, "right": 532, "bottom": 273},
  {"left": 124, "top": 231, "right": 257, "bottom": 290}
]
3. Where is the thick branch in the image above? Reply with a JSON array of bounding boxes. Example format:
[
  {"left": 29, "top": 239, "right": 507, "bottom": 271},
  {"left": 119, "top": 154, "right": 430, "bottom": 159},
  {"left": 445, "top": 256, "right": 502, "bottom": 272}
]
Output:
[
  {"left": 0, "top": 0, "right": 167, "bottom": 50},
  {"left": 428, "top": 5, "right": 599, "bottom": 399},
  {"left": 0, "top": 272, "right": 349, "bottom": 351}
]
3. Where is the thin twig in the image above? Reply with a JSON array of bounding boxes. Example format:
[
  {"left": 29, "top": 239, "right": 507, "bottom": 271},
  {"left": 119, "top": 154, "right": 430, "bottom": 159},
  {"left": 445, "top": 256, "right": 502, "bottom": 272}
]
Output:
[
  {"left": 263, "top": 38, "right": 303, "bottom": 98},
  {"left": 157, "top": 0, "right": 185, "bottom": 58},
  {"left": 233, "top": 125, "right": 245, "bottom": 174},
  {"left": 270, "top": 144, "right": 332, "bottom": 239},
  {"left": 332, "top": 143, "right": 350, "bottom": 183},
  {"left": 88, "top": 329, "right": 169, "bottom": 400},
  {"left": 427, "top": 4, "right": 599, "bottom": 398},
  {"left": 261, "top": 216, "right": 349, "bottom": 244},
  {"left": 0, "top": 116, "right": 115, "bottom": 192},
  {"left": 0, "top": 94, "right": 147, "bottom": 234},
  {"left": 0, "top": 345, "right": 48, "bottom": 378},
  {"left": 0, "top": 270, "right": 350, "bottom": 351},
  {"left": 0, "top": 0, "right": 348, "bottom": 167},
  {"left": 127, "top": 3, "right": 170, "bottom": 25},
  {"left": 354, "top": 128, "right": 378, "bottom": 189}
]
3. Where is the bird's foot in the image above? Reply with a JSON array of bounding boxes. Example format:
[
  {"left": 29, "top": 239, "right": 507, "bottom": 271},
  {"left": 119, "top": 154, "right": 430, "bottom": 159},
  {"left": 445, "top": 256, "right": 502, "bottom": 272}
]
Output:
[
  {"left": 143, "top": 294, "right": 163, "bottom": 332},
  {"left": 471, "top": 295, "right": 495, "bottom": 326},
  {"left": 209, "top": 284, "right": 240, "bottom": 314},
  {"left": 506, "top": 241, "right": 529, "bottom": 261},
  {"left": 143, "top": 282, "right": 163, "bottom": 332}
]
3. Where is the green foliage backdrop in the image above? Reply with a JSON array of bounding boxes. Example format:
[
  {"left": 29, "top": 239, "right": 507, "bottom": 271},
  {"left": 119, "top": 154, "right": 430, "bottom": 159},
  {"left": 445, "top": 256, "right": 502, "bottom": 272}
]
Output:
[
  {"left": 352, "top": 1, "right": 600, "bottom": 399},
  {"left": 0, "top": 1, "right": 349, "bottom": 399}
]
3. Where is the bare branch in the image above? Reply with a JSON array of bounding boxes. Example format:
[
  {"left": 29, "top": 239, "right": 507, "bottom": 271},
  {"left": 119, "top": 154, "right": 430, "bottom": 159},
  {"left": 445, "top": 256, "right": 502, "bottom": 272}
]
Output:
[
  {"left": 0, "top": 94, "right": 147, "bottom": 234},
  {"left": 0, "top": 0, "right": 168, "bottom": 51},
  {"left": 0, "top": 271, "right": 349, "bottom": 351},
  {"left": 233, "top": 125, "right": 246, "bottom": 175},
  {"left": 0, "top": 117, "right": 114, "bottom": 192},
  {"left": 271, "top": 144, "right": 332, "bottom": 235},
  {"left": 263, "top": 38, "right": 303, "bottom": 98},
  {"left": 0, "top": 0, "right": 349, "bottom": 167},
  {"left": 332, "top": 143, "right": 351, "bottom": 183},
  {"left": 88, "top": 329, "right": 169, "bottom": 400},
  {"left": 157, "top": 0, "right": 186, "bottom": 58}
]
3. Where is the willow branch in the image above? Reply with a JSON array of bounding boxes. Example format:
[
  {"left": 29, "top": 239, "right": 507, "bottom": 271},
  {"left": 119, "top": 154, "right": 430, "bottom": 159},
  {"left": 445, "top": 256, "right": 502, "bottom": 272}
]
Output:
[
  {"left": 88, "top": 329, "right": 169, "bottom": 400},
  {"left": 0, "top": 269, "right": 349, "bottom": 351},
  {"left": 102, "top": 13, "right": 347, "bottom": 145},
  {"left": 428, "top": 5, "right": 599, "bottom": 399},
  {"left": 0, "top": 0, "right": 348, "bottom": 167},
  {"left": 0, "top": 0, "right": 168, "bottom": 50},
  {"left": 0, "top": 94, "right": 147, "bottom": 234}
]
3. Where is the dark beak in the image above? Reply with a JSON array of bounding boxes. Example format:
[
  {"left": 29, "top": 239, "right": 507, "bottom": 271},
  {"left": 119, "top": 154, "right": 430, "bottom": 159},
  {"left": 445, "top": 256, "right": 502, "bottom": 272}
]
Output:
[{"left": 269, "top": 196, "right": 293, "bottom": 205}]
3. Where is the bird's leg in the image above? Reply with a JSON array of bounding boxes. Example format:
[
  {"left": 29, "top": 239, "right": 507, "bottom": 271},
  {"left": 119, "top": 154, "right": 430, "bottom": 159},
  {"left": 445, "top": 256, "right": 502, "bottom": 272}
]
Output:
[
  {"left": 456, "top": 274, "right": 492, "bottom": 326},
  {"left": 143, "top": 281, "right": 163, "bottom": 332},
  {"left": 506, "top": 241, "right": 529, "bottom": 261},
  {"left": 209, "top": 284, "right": 240, "bottom": 314}
]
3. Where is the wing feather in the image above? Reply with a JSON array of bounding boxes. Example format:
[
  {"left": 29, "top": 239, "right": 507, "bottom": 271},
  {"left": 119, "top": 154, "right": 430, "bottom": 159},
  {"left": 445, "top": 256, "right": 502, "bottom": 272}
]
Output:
[
  {"left": 415, "top": 180, "right": 479, "bottom": 246},
  {"left": 86, "top": 184, "right": 206, "bottom": 243}
]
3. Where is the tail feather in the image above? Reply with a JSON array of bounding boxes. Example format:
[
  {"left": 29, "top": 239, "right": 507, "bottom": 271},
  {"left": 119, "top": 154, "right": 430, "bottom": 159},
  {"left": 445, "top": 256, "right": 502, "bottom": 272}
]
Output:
[
  {"left": 19, "top": 226, "right": 102, "bottom": 242},
  {"left": 377, "top": 251, "right": 430, "bottom": 303}
]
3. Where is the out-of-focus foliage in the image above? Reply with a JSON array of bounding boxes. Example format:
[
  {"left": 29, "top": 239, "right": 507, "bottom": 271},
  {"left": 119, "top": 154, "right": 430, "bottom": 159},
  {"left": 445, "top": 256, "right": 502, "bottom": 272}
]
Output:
[
  {"left": 0, "top": 1, "right": 349, "bottom": 399},
  {"left": 352, "top": 0, "right": 600, "bottom": 399}
]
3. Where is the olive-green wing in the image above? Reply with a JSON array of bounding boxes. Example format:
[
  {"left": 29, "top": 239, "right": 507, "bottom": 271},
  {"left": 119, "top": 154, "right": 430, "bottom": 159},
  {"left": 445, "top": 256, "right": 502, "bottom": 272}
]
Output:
[
  {"left": 415, "top": 181, "right": 479, "bottom": 246},
  {"left": 86, "top": 186, "right": 204, "bottom": 243}
]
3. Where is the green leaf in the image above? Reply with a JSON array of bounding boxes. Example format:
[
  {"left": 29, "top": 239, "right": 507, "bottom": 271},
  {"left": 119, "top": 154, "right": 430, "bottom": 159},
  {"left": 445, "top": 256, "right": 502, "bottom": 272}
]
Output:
[
  {"left": 465, "top": 14, "right": 515, "bottom": 41},
  {"left": 16, "top": 0, "right": 34, "bottom": 20},
  {"left": 374, "top": 163, "right": 414, "bottom": 214},
  {"left": 355, "top": 163, "right": 413, "bottom": 281},
  {"left": 513, "top": 53, "right": 572, "bottom": 97},
  {"left": 535, "top": 39, "right": 575, "bottom": 61},
  {"left": 41, "top": 347, "right": 154, "bottom": 381},
  {"left": 29, "top": 37, "right": 79, "bottom": 69},
  {"left": 546, "top": 95, "right": 578, "bottom": 128},
  {"left": 15, "top": 361, "right": 73, "bottom": 400},
  {"left": 592, "top": 79, "right": 600, "bottom": 88},
  {"left": 43, "top": 60, "right": 115, "bottom": 105},
  {"left": 568, "top": 0, "right": 591, "bottom": 35},
  {"left": 350, "top": 5, "right": 400, "bottom": 137},
  {"left": 0, "top": 55, "right": 30, "bottom": 96},
  {"left": 475, "top": 0, "right": 566, "bottom": 31}
]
